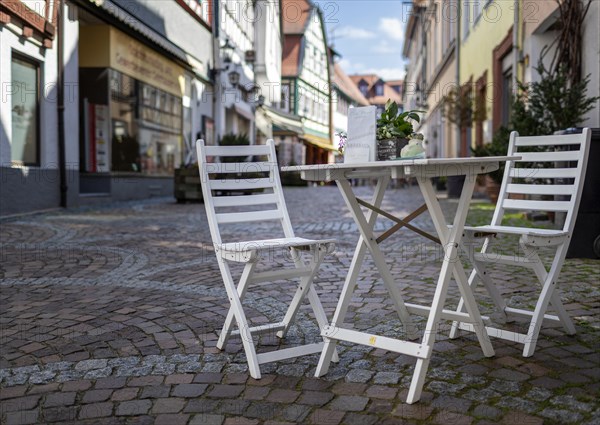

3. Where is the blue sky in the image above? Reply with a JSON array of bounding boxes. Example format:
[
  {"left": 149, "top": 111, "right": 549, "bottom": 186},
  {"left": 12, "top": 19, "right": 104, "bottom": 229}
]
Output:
[{"left": 321, "top": 1, "right": 410, "bottom": 80}]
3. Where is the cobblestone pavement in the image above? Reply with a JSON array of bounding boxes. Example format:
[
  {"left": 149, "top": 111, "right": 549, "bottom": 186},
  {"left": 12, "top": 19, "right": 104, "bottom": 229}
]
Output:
[{"left": 1, "top": 185, "right": 599, "bottom": 425}]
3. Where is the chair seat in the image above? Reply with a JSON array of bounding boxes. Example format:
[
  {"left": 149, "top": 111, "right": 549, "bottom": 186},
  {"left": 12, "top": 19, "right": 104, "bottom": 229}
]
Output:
[
  {"left": 219, "top": 237, "right": 336, "bottom": 253},
  {"left": 463, "top": 225, "right": 568, "bottom": 238}
]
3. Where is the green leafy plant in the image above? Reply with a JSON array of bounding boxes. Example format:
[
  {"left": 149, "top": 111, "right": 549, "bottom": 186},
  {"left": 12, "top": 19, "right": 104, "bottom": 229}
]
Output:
[
  {"left": 442, "top": 86, "right": 486, "bottom": 130},
  {"left": 219, "top": 132, "right": 250, "bottom": 146},
  {"left": 512, "top": 61, "right": 598, "bottom": 136},
  {"left": 219, "top": 133, "right": 251, "bottom": 163},
  {"left": 472, "top": 127, "right": 512, "bottom": 184},
  {"left": 376, "top": 100, "right": 423, "bottom": 140},
  {"left": 474, "top": 60, "right": 598, "bottom": 185}
]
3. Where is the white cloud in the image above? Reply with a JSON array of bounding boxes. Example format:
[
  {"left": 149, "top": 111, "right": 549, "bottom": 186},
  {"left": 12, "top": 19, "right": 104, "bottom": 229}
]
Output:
[
  {"left": 338, "top": 58, "right": 406, "bottom": 81},
  {"left": 362, "top": 66, "right": 406, "bottom": 81},
  {"left": 334, "top": 26, "right": 377, "bottom": 40},
  {"left": 337, "top": 58, "right": 365, "bottom": 75},
  {"left": 379, "top": 17, "right": 405, "bottom": 42},
  {"left": 337, "top": 58, "right": 353, "bottom": 70},
  {"left": 373, "top": 40, "right": 400, "bottom": 55}
]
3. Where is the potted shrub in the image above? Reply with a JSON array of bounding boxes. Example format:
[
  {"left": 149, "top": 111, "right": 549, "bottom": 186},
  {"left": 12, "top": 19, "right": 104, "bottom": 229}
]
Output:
[
  {"left": 174, "top": 133, "right": 253, "bottom": 203},
  {"left": 472, "top": 127, "right": 511, "bottom": 203},
  {"left": 376, "top": 100, "right": 423, "bottom": 160},
  {"left": 215, "top": 133, "right": 266, "bottom": 194},
  {"left": 218, "top": 132, "right": 251, "bottom": 162}
]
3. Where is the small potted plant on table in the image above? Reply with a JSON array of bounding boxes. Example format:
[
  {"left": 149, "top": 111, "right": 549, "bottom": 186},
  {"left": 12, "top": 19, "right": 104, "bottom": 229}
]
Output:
[{"left": 376, "top": 100, "right": 423, "bottom": 160}]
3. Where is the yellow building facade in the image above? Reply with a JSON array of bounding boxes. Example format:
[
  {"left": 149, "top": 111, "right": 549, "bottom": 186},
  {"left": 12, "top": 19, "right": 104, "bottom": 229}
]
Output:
[{"left": 459, "top": 1, "right": 515, "bottom": 153}]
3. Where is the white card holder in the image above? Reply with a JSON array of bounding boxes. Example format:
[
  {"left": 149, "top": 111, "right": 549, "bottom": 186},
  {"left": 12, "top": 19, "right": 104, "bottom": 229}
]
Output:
[{"left": 345, "top": 106, "right": 377, "bottom": 163}]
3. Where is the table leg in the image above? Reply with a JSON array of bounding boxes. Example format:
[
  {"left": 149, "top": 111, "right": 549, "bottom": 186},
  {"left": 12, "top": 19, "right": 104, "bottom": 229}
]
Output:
[
  {"left": 337, "top": 178, "right": 417, "bottom": 339},
  {"left": 316, "top": 176, "right": 395, "bottom": 377},
  {"left": 406, "top": 175, "right": 494, "bottom": 403}
]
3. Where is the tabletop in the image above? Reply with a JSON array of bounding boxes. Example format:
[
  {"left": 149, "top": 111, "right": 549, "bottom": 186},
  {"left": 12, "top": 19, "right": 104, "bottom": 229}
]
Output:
[{"left": 281, "top": 156, "right": 520, "bottom": 181}]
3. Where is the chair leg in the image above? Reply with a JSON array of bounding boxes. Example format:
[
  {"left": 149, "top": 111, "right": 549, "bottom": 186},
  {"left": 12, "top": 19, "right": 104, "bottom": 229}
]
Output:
[
  {"left": 278, "top": 246, "right": 326, "bottom": 338},
  {"left": 522, "top": 243, "right": 570, "bottom": 357},
  {"left": 450, "top": 236, "right": 509, "bottom": 339},
  {"left": 521, "top": 244, "right": 576, "bottom": 336},
  {"left": 307, "top": 285, "right": 339, "bottom": 363},
  {"left": 215, "top": 259, "right": 261, "bottom": 379},
  {"left": 217, "top": 261, "right": 256, "bottom": 350},
  {"left": 550, "top": 291, "right": 576, "bottom": 335}
]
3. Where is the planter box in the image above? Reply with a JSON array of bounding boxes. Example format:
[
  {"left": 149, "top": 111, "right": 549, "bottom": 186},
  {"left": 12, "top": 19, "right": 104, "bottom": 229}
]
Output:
[
  {"left": 376, "top": 138, "right": 409, "bottom": 161},
  {"left": 281, "top": 171, "right": 308, "bottom": 186},
  {"left": 174, "top": 167, "right": 203, "bottom": 203},
  {"left": 447, "top": 175, "right": 465, "bottom": 199},
  {"left": 377, "top": 139, "right": 396, "bottom": 161}
]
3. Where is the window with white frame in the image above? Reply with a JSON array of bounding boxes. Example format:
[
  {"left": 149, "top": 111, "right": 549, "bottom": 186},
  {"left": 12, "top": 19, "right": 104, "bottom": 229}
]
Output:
[{"left": 11, "top": 54, "right": 40, "bottom": 166}]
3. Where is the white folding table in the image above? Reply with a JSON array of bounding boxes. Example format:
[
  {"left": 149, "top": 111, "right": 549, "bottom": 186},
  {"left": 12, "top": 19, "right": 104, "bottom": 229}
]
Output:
[{"left": 282, "top": 156, "right": 518, "bottom": 403}]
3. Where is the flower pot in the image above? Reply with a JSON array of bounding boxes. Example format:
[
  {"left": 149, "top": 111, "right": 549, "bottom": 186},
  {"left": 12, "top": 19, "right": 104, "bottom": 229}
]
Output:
[
  {"left": 376, "top": 138, "right": 409, "bottom": 161},
  {"left": 377, "top": 139, "right": 397, "bottom": 161}
]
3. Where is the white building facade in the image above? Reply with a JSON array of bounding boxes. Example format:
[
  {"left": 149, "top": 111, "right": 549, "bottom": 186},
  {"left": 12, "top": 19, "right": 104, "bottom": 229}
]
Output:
[
  {"left": 1, "top": 0, "right": 215, "bottom": 215},
  {"left": 1, "top": 0, "right": 80, "bottom": 215},
  {"left": 213, "top": 0, "right": 256, "bottom": 143}
]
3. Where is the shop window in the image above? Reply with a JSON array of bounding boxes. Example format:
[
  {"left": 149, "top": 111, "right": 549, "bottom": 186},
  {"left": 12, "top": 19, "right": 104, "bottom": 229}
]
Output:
[
  {"left": 104, "top": 69, "right": 183, "bottom": 175},
  {"left": 112, "top": 118, "right": 139, "bottom": 172},
  {"left": 138, "top": 81, "right": 182, "bottom": 175},
  {"left": 10, "top": 54, "right": 39, "bottom": 166},
  {"left": 280, "top": 83, "right": 290, "bottom": 112}
]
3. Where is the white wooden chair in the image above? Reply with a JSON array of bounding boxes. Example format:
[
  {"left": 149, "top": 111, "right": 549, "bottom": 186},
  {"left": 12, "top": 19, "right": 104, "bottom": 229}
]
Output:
[
  {"left": 196, "top": 139, "right": 337, "bottom": 379},
  {"left": 450, "top": 129, "right": 591, "bottom": 357}
]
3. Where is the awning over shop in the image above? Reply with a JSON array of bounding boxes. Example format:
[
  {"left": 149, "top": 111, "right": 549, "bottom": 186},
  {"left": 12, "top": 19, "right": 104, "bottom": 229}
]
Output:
[
  {"left": 234, "top": 104, "right": 255, "bottom": 121},
  {"left": 87, "top": 0, "right": 208, "bottom": 80},
  {"left": 263, "top": 106, "right": 304, "bottom": 135},
  {"left": 302, "top": 133, "right": 337, "bottom": 152},
  {"left": 255, "top": 109, "right": 272, "bottom": 139}
]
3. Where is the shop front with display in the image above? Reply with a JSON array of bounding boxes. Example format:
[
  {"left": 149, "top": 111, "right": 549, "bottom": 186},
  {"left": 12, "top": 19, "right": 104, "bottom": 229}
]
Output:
[{"left": 78, "top": 24, "right": 185, "bottom": 199}]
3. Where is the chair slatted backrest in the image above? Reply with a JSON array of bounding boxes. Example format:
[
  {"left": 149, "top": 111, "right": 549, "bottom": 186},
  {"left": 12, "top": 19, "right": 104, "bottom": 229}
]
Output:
[
  {"left": 196, "top": 139, "right": 295, "bottom": 245},
  {"left": 492, "top": 129, "right": 592, "bottom": 232}
]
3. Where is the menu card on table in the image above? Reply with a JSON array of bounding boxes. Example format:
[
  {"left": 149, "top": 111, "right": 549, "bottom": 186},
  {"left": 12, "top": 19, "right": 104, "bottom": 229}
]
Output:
[{"left": 345, "top": 106, "right": 377, "bottom": 163}]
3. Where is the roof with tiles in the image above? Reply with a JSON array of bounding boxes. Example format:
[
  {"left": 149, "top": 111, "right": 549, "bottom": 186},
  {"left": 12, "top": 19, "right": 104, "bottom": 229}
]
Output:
[
  {"left": 282, "top": 35, "right": 303, "bottom": 76},
  {"left": 282, "top": 0, "right": 313, "bottom": 34},
  {"left": 349, "top": 74, "right": 403, "bottom": 105},
  {"left": 333, "top": 63, "right": 369, "bottom": 106}
]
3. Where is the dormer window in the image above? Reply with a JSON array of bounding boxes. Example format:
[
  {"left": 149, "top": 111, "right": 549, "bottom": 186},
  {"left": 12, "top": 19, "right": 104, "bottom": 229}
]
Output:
[
  {"left": 375, "top": 82, "right": 384, "bottom": 96},
  {"left": 359, "top": 82, "right": 368, "bottom": 96}
]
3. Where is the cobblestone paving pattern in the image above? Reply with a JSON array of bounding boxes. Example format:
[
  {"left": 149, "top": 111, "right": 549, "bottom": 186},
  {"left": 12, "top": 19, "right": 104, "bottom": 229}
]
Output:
[{"left": 1, "top": 185, "right": 599, "bottom": 424}]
